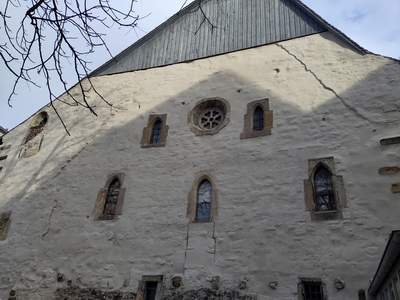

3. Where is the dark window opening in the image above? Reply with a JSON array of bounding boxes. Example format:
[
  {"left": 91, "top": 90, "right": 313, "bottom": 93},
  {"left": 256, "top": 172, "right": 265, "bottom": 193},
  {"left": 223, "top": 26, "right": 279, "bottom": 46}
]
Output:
[
  {"left": 103, "top": 178, "right": 121, "bottom": 217},
  {"left": 253, "top": 106, "right": 264, "bottom": 131},
  {"left": 144, "top": 281, "right": 158, "bottom": 300},
  {"left": 25, "top": 112, "right": 48, "bottom": 144},
  {"left": 302, "top": 280, "right": 324, "bottom": 300},
  {"left": 358, "top": 289, "right": 366, "bottom": 300},
  {"left": 150, "top": 119, "right": 162, "bottom": 145},
  {"left": 196, "top": 179, "right": 212, "bottom": 222},
  {"left": 314, "top": 165, "right": 336, "bottom": 211}
]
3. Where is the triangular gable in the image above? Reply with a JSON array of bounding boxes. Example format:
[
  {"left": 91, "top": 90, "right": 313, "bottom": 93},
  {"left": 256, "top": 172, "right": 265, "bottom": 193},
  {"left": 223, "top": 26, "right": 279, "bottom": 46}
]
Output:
[{"left": 92, "top": 0, "right": 366, "bottom": 77}]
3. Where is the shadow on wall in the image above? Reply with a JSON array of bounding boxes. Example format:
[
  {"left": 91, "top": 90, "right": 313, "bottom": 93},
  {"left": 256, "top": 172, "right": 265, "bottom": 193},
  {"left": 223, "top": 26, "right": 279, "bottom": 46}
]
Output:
[{"left": 0, "top": 56, "right": 399, "bottom": 299}]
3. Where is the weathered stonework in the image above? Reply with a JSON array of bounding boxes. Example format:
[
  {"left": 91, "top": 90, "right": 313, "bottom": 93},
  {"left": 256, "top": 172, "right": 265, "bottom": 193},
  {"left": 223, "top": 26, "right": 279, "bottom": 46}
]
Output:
[{"left": 0, "top": 32, "right": 400, "bottom": 299}]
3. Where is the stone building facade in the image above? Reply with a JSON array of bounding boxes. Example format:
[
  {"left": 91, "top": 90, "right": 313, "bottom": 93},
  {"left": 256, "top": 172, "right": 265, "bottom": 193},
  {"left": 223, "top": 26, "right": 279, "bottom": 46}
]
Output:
[{"left": 0, "top": 0, "right": 400, "bottom": 299}]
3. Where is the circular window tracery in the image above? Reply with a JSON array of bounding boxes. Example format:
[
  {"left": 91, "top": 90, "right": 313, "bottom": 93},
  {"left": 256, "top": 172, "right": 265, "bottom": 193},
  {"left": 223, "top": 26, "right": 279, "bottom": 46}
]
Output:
[
  {"left": 199, "top": 108, "right": 224, "bottom": 130},
  {"left": 189, "top": 98, "right": 230, "bottom": 136}
]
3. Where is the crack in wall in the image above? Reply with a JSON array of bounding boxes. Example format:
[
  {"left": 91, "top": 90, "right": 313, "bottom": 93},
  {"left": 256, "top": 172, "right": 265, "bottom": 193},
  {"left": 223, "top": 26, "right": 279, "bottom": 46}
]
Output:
[
  {"left": 212, "top": 221, "right": 217, "bottom": 263},
  {"left": 41, "top": 199, "right": 58, "bottom": 239},
  {"left": 276, "top": 43, "right": 398, "bottom": 125}
]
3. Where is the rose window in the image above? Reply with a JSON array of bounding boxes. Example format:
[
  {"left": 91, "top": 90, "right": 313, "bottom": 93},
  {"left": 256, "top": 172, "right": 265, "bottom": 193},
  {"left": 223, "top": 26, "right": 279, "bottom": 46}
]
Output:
[
  {"left": 199, "top": 108, "right": 224, "bottom": 130},
  {"left": 189, "top": 98, "right": 230, "bottom": 135}
]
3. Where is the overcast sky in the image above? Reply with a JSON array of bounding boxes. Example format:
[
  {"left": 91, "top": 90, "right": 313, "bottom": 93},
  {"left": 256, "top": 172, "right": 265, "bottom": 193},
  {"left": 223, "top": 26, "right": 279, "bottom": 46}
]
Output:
[{"left": 1, "top": 0, "right": 399, "bottom": 130}]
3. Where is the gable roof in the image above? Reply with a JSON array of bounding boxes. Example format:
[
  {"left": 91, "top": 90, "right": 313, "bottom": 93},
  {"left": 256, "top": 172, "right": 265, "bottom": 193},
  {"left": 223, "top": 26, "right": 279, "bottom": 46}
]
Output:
[{"left": 92, "top": 0, "right": 367, "bottom": 77}]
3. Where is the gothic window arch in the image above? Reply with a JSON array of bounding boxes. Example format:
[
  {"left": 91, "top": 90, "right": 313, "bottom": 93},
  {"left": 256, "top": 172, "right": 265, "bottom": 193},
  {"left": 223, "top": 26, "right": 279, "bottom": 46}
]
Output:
[
  {"left": 20, "top": 111, "right": 49, "bottom": 158},
  {"left": 241, "top": 98, "right": 273, "bottom": 139},
  {"left": 196, "top": 179, "right": 212, "bottom": 222},
  {"left": 141, "top": 114, "right": 169, "bottom": 148},
  {"left": 304, "top": 157, "right": 347, "bottom": 221},
  {"left": 313, "top": 164, "right": 336, "bottom": 212},
  {"left": 253, "top": 106, "right": 264, "bottom": 131},
  {"left": 187, "top": 174, "right": 217, "bottom": 223},
  {"left": 94, "top": 173, "right": 126, "bottom": 220},
  {"left": 25, "top": 111, "right": 48, "bottom": 144},
  {"left": 103, "top": 177, "right": 121, "bottom": 217},
  {"left": 150, "top": 118, "right": 162, "bottom": 145}
]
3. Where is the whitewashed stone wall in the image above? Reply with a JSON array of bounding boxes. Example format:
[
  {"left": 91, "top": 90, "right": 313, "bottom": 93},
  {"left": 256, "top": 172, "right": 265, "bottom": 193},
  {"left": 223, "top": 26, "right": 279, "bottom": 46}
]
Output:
[{"left": 0, "top": 32, "right": 400, "bottom": 299}]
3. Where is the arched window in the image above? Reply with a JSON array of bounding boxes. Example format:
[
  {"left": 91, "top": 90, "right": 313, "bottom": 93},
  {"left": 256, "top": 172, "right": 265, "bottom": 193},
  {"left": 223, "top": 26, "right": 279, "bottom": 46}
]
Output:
[
  {"left": 25, "top": 111, "right": 48, "bottom": 144},
  {"left": 253, "top": 106, "right": 264, "bottom": 131},
  {"left": 150, "top": 118, "right": 162, "bottom": 145},
  {"left": 313, "top": 165, "right": 336, "bottom": 211},
  {"left": 103, "top": 177, "right": 121, "bottom": 217},
  {"left": 196, "top": 179, "right": 212, "bottom": 222}
]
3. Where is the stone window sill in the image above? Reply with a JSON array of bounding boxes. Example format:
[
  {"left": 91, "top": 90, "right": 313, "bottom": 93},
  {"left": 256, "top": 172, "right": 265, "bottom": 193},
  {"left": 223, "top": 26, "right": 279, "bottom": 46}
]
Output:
[{"left": 311, "top": 210, "right": 342, "bottom": 221}]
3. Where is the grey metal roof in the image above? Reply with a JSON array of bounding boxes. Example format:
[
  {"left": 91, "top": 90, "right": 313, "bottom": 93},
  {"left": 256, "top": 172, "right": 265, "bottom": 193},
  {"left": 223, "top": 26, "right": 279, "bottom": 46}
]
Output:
[
  {"left": 91, "top": 0, "right": 366, "bottom": 77},
  {"left": 368, "top": 231, "right": 400, "bottom": 296}
]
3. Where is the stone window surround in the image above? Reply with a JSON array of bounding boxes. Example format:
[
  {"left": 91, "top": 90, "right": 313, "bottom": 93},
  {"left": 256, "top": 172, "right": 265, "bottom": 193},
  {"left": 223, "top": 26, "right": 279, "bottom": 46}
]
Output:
[
  {"left": 93, "top": 173, "right": 126, "bottom": 221},
  {"left": 187, "top": 173, "right": 218, "bottom": 223},
  {"left": 19, "top": 111, "right": 48, "bottom": 159},
  {"left": 141, "top": 114, "right": 169, "bottom": 148},
  {"left": 0, "top": 211, "right": 11, "bottom": 241},
  {"left": 298, "top": 277, "right": 327, "bottom": 300},
  {"left": 136, "top": 275, "right": 164, "bottom": 300},
  {"left": 303, "top": 157, "right": 347, "bottom": 221},
  {"left": 188, "top": 97, "right": 231, "bottom": 136},
  {"left": 240, "top": 98, "right": 273, "bottom": 139}
]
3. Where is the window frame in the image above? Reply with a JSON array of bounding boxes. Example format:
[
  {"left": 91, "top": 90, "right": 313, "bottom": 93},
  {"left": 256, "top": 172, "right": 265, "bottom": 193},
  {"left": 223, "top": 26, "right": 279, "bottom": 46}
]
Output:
[
  {"left": 136, "top": 275, "right": 163, "bottom": 300},
  {"left": 141, "top": 114, "right": 169, "bottom": 148},
  {"left": 94, "top": 173, "right": 126, "bottom": 221},
  {"left": 20, "top": 111, "right": 49, "bottom": 158},
  {"left": 187, "top": 173, "right": 218, "bottom": 223},
  {"left": 240, "top": 98, "right": 273, "bottom": 139},
  {"left": 304, "top": 157, "right": 347, "bottom": 221},
  {"left": 298, "top": 278, "right": 327, "bottom": 300}
]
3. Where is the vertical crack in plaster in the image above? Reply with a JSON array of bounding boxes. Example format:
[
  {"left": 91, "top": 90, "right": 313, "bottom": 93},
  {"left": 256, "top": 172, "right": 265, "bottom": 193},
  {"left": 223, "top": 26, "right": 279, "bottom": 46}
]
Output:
[
  {"left": 41, "top": 199, "right": 58, "bottom": 239},
  {"left": 212, "top": 221, "right": 217, "bottom": 263},
  {"left": 276, "top": 43, "right": 397, "bottom": 125},
  {"left": 183, "top": 223, "right": 190, "bottom": 272}
]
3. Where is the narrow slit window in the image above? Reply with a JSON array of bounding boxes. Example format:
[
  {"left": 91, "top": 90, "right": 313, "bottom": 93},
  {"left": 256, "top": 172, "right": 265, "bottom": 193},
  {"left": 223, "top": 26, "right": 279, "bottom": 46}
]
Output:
[
  {"left": 103, "top": 177, "right": 121, "bottom": 217},
  {"left": 150, "top": 119, "right": 162, "bottom": 145},
  {"left": 196, "top": 179, "right": 212, "bottom": 222},
  {"left": 253, "top": 106, "right": 264, "bottom": 131},
  {"left": 302, "top": 280, "right": 324, "bottom": 300},
  {"left": 314, "top": 165, "right": 336, "bottom": 211},
  {"left": 144, "top": 281, "right": 158, "bottom": 300}
]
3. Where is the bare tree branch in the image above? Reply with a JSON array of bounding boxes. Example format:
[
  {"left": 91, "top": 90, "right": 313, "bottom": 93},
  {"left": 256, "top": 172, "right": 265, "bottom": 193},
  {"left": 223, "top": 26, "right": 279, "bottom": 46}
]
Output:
[{"left": 0, "top": 0, "right": 140, "bottom": 134}]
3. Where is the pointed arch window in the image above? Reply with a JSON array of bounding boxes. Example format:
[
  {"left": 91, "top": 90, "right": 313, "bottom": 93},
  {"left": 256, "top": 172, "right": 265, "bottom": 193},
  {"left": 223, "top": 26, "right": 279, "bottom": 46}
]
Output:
[
  {"left": 94, "top": 173, "right": 126, "bottom": 220},
  {"left": 304, "top": 157, "right": 347, "bottom": 221},
  {"left": 253, "top": 106, "right": 264, "bottom": 131},
  {"left": 196, "top": 179, "right": 212, "bottom": 222},
  {"left": 313, "top": 165, "right": 336, "bottom": 211},
  {"left": 103, "top": 177, "right": 121, "bottom": 217},
  {"left": 150, "top": 118, "right": 162, "bottom": 145},
  {"left": 240, "top": 98, "right": 273, "bottom": 139},
  {"left": 141, "top": 114, "right": 169, "bottom": 148},
  {"left": 25, "top": 111, "right": 48, "bottom": 144}
]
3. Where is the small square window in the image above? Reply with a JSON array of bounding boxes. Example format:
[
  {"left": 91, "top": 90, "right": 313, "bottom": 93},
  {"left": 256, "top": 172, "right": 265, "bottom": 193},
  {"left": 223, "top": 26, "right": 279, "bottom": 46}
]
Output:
[
  {"left": 299, "top": 279, "right": 325, "bottom": 300},
  {"left": 145, "top": 281, "right": 158, "bottom": 300},
  {"left": 138, "top": 275, "right": 163, "bottom": 300}
]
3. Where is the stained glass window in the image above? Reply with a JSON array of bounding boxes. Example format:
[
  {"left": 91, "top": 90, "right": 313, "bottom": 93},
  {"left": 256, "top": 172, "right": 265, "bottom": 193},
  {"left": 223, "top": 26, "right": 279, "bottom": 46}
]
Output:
[
  {"left": 314, "top": 166, "right": 336, "bottom": 211},
  {"left": 196, "top": 179, "right": 212, "bottom": 222},
  {"left": 150, "top": 119, "right": 162, "bottom": 145},
  {"left": 103, "top": 178, "right": 121, "bottom": 217},
  {"left": 253, "top": 106, "right": 264, "bottom": 131}
]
